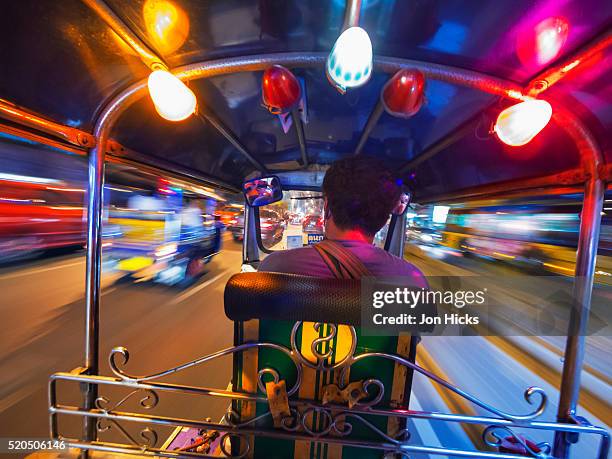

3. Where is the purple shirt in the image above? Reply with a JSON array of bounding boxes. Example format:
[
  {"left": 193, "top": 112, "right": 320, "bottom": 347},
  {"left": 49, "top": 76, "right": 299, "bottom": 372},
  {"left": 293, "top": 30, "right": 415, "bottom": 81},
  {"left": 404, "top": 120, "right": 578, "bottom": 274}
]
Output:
[{"left": 258, "top": 240, "right": 427, "bottom": 287}]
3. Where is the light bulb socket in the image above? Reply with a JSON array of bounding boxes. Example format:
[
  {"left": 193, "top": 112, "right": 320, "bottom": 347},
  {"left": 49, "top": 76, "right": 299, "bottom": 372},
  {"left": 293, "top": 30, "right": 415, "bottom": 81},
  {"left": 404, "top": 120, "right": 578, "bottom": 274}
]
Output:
[{"left": 150, "top": 62, "right": 168, "bottom": 72}]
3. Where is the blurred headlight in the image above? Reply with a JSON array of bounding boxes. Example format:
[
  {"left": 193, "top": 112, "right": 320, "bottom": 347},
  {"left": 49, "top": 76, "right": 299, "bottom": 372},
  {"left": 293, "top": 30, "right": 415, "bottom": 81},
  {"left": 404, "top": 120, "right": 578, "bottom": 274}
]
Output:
[{"left": 155, "top": 242, "right": 178, "bottom": 258}]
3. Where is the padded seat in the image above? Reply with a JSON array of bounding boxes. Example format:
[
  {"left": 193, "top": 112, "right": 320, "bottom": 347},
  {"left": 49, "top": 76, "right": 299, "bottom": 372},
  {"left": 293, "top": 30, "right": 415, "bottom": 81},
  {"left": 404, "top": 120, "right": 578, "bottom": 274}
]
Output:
[
  {"left": 225, "top": 272, "right": 416, "bottom": 459},
  {"left": 225, "top": 272, "right": 362, "bottom": 325}
]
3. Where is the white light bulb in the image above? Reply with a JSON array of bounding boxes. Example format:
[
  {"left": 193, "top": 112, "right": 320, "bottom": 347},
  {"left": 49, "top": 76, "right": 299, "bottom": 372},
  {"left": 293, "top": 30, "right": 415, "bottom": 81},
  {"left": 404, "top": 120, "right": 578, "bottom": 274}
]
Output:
[
  {"left": 494, "top": 99, "right": 552, "bottom": 147},
  {"left": 326, "top": 26, "right": 373, "bottom": 92},
  {"left": 147, "top": 69, "right": 197, "bottom": 121}
]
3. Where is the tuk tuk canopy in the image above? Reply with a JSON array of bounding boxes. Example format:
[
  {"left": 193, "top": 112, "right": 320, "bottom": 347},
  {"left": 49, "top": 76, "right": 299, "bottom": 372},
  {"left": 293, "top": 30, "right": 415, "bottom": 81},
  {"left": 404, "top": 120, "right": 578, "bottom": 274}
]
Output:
[{"left": 0, "top": 0, "right": 610, "bottom": 198}]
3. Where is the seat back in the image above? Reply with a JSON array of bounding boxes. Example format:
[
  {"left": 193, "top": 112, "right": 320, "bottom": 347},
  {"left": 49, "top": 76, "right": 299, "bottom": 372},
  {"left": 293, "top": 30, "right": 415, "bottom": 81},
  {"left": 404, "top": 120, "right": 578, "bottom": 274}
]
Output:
[{"left": 225, "top": 272, "right": 415, "bottom": 459}]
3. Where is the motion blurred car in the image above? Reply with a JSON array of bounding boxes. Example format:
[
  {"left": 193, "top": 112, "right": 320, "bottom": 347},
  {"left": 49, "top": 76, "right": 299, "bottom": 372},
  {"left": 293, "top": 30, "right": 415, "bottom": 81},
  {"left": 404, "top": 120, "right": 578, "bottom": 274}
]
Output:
[
  {"left": 229, "top": 213, "right": 245, "bottom": 241},
  {"left": 289, "top": 213, "right": 303, "bottom": 224},
  {"left": 230, "top": 209, "right": 284, "bottom": 244},
  {"left": 406, "top": 226, "right": 442, "bottom": 246},
  {"left": 215, "top": 204, "right": 243, "bottom": 227},
  {"left": 302, "top": 214, "right": 324, "bottom": 233},
  {"left": 0, "top": 178, "right": 85, "bottom": 263},
  {"left": 260, "top": 209, "right": 285, "bottom": 243},
  {"left": 107, "top": 197, "right": 220, "bottom": 286}
]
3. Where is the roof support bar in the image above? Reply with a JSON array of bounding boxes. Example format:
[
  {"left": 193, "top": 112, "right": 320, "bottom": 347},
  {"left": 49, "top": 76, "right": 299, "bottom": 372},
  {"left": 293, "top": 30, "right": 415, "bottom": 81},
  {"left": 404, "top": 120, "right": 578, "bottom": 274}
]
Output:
[
  {"left": 526, "top": 28, "right": 612, "bottom": 96},
  {"left": 354, "top": 100, "right": 385, "bottom": 156},
  {"left": 81, "top": 0, "right": 165, "bottom": 70},
  {"left": 398, "top": 115, "right": 480, "bottom": 173},
  {"left": 107, "top": 141, "right": 240, "bottom": 193},
  {"left": 0, "top": 99, "right": 95, "bottom": 148},
  {"left": 344, "top": 0, "right": 362, "bottom": 29},
  {"left": 197, "top": 110, "right": 268, "bottom": 174},
  {"left": 291, "top": 108, "right": 309, "bottom": 167}
]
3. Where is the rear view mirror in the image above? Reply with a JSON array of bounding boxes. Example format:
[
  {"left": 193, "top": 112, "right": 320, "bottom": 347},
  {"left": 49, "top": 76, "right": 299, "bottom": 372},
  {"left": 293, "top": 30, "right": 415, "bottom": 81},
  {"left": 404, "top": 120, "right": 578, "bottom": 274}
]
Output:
[
  {"left": 392, "top": 192, "right": 411, "bottom": 215},
  {"left": 243, "top": 176, "right": 283, "bottom": 207}
]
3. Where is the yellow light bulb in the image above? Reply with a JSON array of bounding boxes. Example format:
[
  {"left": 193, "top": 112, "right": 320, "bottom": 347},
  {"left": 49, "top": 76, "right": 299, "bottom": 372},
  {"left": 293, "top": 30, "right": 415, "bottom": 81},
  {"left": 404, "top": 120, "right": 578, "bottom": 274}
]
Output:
[
  {"left": 143, "top": 0, "right": 190, "bottom": 55},
  {"left": 147, "top": 69, "right": 197, "bottom": 121}
]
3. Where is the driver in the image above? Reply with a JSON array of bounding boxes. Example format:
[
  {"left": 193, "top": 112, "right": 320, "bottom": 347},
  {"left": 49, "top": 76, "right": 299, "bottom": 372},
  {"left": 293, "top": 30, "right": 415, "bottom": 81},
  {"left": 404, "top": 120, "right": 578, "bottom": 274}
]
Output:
[{"left": 258, "top": 156, "right": 426, "bottom": 285}]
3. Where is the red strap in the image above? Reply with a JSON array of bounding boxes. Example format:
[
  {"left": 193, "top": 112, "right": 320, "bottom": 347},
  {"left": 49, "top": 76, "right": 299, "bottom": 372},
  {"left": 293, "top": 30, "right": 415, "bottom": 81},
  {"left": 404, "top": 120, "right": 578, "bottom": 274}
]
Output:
[{"left": 313, "top": 239, "right": 371, "bottom": 279}]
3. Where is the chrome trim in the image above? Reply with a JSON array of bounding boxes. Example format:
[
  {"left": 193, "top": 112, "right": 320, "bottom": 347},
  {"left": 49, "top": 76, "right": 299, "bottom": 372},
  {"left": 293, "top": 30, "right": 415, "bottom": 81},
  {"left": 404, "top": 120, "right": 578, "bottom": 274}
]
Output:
[
  {"left": 108, "top": 342, "right": 303, "bottom": 396},
  {"left": 94, "top": 53, "right": 525, "bottom": 150},
  {"left": 81, "top": 101, "right": 108, "bottom": 450}
]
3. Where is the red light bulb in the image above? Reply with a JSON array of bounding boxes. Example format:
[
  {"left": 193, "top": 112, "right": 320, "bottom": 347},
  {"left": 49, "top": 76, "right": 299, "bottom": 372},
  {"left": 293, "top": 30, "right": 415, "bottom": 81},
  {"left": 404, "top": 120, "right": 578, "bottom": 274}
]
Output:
[
  {"left": 262, "top": 65, "right": 301, "bottom": 114},
  {"left": 517, "top": 17, "right": 569, "bottom": 66},
  {"left": 535, "top": 17, "right": 569, "bottom": 64},
  {"left": 381, "top": 69, "right": 425, "bottom": 118}
]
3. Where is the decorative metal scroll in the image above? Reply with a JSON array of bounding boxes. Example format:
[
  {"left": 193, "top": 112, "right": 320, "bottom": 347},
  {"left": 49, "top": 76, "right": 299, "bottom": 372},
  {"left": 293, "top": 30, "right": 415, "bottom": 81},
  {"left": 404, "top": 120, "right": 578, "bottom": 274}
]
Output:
[
  {"left": 48, "top": 320, "right": 610, "bottom": 459},
  {"left": 108, "top": 321, "right": 546, "bottom": 420},
  {"left": 109, "top": 341, "right": 303, "bottom": 396}
]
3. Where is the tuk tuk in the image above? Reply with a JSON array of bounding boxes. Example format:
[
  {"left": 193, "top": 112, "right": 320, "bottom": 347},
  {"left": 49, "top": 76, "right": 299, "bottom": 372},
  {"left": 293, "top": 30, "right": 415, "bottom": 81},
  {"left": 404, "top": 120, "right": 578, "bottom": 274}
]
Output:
[{"left": 0, "top": 1, "right": 610, "bottom": 458}]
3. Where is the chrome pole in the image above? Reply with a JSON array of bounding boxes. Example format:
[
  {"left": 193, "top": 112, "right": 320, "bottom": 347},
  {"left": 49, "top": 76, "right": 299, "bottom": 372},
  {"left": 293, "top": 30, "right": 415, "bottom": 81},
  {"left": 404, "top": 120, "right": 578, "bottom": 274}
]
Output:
[
  {"left": 80, "top": 131, "right": 106, "bottom": 457},
  {"left": 553, "top": 175, "right": 604, "bottom": 458},
  {"left": 553, "top": 112, "right": 605, "bottom": 458},
  {"left": 343, "top": 0, "right": 362, "bottom": 29}
]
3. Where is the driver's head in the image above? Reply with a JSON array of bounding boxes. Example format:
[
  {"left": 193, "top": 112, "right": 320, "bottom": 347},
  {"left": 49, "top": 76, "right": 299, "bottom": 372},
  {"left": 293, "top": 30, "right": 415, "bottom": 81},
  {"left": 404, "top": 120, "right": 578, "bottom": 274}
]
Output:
[{"left": 322, "top": 157, "right": 402, "bottom": 237}]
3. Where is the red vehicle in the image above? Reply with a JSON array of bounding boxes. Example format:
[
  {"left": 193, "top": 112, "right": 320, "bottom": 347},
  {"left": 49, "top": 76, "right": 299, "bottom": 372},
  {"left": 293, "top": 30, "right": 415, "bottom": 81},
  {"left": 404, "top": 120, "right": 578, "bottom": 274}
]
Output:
[
  {"left": 0, "top": 178, "right": 85, "bottom": 262},
  {"left": 229, "top": 209, "right": 284, "bottom": 244},
  {"left": 214, "top": 204, "right": 243, "bottom": 227},
  {"left": 302, "top": 213, "right": 324, "bottom": 233}
]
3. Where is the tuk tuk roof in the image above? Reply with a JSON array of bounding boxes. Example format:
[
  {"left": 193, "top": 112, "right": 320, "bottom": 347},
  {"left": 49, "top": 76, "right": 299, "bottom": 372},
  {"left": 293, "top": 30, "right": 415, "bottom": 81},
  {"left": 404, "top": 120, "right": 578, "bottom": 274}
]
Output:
[{"left": 1, "top": 1, "right": 610, "bottom": 198}]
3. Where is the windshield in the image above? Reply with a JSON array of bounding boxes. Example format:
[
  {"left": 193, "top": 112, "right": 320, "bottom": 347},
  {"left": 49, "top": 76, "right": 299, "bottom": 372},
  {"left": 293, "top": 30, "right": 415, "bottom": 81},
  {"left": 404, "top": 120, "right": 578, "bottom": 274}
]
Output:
[
  {"left": 259, "top": 190, "right": 324, "bottom": 250},
  {"left": 259, "top": 190, "right": 391, "bottom": 251}
]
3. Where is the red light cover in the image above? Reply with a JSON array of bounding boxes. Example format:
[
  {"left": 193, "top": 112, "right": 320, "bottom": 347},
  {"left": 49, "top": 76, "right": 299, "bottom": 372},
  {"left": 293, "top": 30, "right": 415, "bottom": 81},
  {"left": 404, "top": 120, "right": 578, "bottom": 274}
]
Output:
[
  {"left": 262, "top": 65, "right": 301, "bottom": 114},
  {"left": 381, "top": 69, "right": 425, "bottom": 118},
  {"left": 517, "top": 17, "right": 569, "bottom": 66}
]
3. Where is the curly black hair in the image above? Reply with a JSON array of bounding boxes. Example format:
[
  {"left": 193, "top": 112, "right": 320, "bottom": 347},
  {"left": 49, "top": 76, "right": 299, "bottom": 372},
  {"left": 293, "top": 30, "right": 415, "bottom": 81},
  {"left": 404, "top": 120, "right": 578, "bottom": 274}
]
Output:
[{"left": 322, "top": 157, "right": 402, "bottom": 237}]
